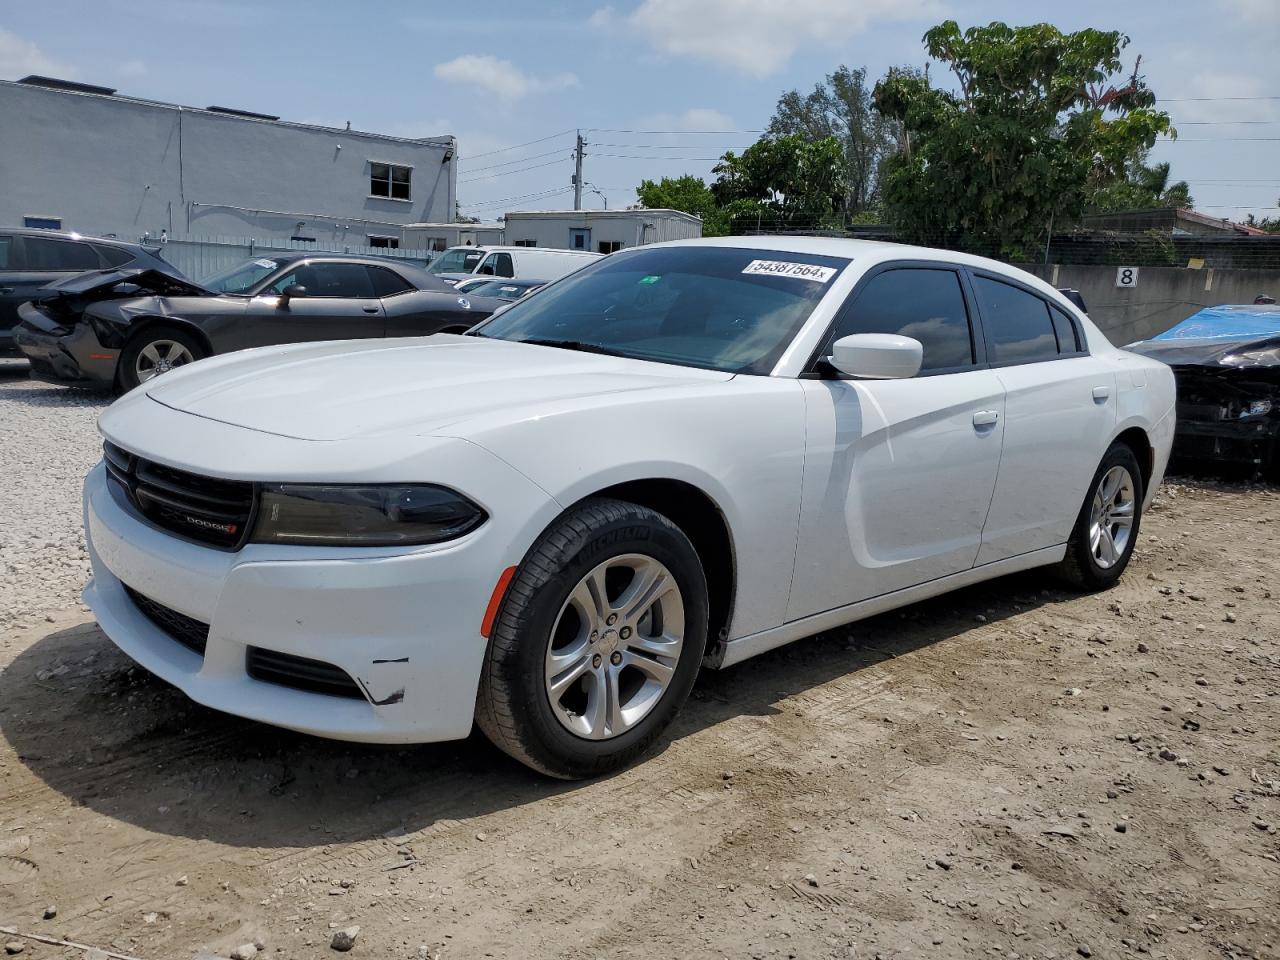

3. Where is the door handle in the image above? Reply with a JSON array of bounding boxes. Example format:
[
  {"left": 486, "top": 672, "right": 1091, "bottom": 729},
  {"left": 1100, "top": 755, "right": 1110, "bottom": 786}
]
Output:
[
  {"left": 0, "top": 287, "right": 14, "bottom": 295},
  {"left": 1092, "top": 385, "right": 1111, "bottom": 402},
  {"left": 972, "top": 410, "right": 999, "bottom": 428},
  {"left": 362, "top": 306, "right": 379, "bottom": 314}
]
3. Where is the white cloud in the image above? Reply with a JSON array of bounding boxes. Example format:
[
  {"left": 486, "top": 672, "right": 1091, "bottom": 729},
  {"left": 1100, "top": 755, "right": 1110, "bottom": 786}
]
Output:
[
  {"left": 433, "top": 54, "right": 577, "bottom": 102},
  {"left": 117, "top": 59, "right": 147, "bottom": 78},
  {"left": 587, "top": 5, "right": 616, "bottom": 28},
  {"left": 623, "top": 0, "right": 941, "bottom": 77},
  {"left": 1170, "top": 71, "right": 1279, "bottom": 125},
  {"left": 639, "top": 107, "right": 736, "bottom": 132},
  {"left": 0, "top": 28, "right": 74, "bottom": 80}
]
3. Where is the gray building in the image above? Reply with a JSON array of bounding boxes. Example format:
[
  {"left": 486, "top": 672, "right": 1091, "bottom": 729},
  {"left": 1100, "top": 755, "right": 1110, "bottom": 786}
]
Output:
[
  {"left": 502, "top": 209, "right": 702, "bottom": 253},
  {"left": 0, "top": 76, "right": 456, "bottom": 247}
]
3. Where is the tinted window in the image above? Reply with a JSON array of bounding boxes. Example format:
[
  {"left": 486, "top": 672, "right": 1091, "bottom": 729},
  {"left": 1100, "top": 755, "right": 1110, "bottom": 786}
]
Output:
[
  {"left": 493, "top": 252, "right": 514, "bottom": 278},
  {"left": 0, "top": 236, "right": 10, "bottom": 270},
  {"left": 94, "top": 244, "right": 135, "bottom": 268},
  {"left": 974, "top": 276, "right": 1058, "bottom": 364},
  {"left": 1050, "top": 305, "right": 1082, "bottom": 354},
  {"left": 204, "top": 258, "right": 281, "bottom": 294},
  {"left": 270, "top": 262, "right": 375, "bottom": 298},
  {"left": 22, "top": 237, "right": 102, "bottom": 271},
  {"left": 831, "top": 268, "right": 974, "bottom": 372},
  {"left": 368, "top": 266, "right": 414, "bottom": 297},
  {"left": 476, "top": 246, "right": 849, "bottom": 375}
]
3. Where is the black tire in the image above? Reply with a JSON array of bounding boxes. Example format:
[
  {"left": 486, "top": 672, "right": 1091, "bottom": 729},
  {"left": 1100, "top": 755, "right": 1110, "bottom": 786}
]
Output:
[
  {"left": 1058, "top": 441, "right": 1145, "bottom": 590},
  {"left": 476, "top": 497, "right": 709, "bottom": 779},
  {"left": 117, "top": 325, "right": 207, "bottom": 392}
]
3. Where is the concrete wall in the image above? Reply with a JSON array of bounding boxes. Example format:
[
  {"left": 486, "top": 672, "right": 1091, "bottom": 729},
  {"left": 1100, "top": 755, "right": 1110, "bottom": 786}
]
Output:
[
  {"left": 402, "top": 223, "right": 505, "bottom": 250},
  {"left": 502, "top": 210, "right": 702, "bottom": 251},
  {"left": 1018, "top": 263, "right": 1280, "bottom": 344},
  {"left": 0, "top": 81, "right": 455, "bottom": 246}
]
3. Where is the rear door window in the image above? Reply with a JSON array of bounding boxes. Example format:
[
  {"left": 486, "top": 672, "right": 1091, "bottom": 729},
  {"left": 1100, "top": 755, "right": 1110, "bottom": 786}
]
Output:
[
  {"left": 0, "top": 236, "right": 11, "bottom": 270},
  {"left": 22, "top": 237, "right": 103, "bottom": 271},
  {"left": 1050, "top": 305, "right": 1083, "bottom": 354},
  {"left": 829, "top": 267, "right": 975, "bottom": 372},
  {"left": 973, "top": 276, "right": 1059, "bottom": 364}
]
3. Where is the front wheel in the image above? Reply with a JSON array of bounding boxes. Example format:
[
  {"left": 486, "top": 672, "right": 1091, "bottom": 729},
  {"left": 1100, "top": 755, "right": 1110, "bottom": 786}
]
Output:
[
  {"left": 1058, "top": 442, "right": 1145, "bottom": 590},
  {"left": 118, "top": 326, "right": 207, "bottom": 392},
  {"left": 476, "top": 498, "right": 708, "bottom": 779}
]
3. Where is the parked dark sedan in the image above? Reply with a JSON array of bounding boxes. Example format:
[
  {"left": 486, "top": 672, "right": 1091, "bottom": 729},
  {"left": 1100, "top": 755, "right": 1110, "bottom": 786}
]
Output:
[
  {"left": 1, "top": 227, "right": 176, "bottom": 358},
  {"left": 1127, "top": 304, "right": 1280, "bottom": 479},
  {"left": 16, "top": 254, "right": 490, "bottom": 390}
]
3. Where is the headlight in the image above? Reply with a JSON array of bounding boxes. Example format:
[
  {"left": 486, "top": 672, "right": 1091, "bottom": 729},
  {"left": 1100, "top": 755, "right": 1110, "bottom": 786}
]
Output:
[{"left": 250, "top": 484, "right": 486, "bottom": 546}]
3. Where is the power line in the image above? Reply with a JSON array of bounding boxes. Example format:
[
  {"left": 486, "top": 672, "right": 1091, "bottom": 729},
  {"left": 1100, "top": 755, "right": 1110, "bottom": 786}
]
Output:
[
  {"left": 458, "top": 129, "right": 576, "bottom": 161},
  {"left": 458, "top": 147, "right": 570, "bottom": 174},
  {"left": 589, "top": 142, "right": 745, "bottom": 149},
  {"left": 584, "top": 127, "right": 765, "bottom": 135},
  {"left": 1163, "top": 137, "right": 1280, "bottom": 142},
  {"left": 459, "top": 187, "right": 575, "bottom": 211},
  {"left": 1173, "top": 120, "right": 1280, "bottom": 125},
  {"left": 1158, "top": 95, "right": 1280, "bottom": 102},
  {"left": 592, "top": 153, "right": 724, "bottom": 160},
  {"left": 458, "top": 157, "right": 568, "bottom": 185}
]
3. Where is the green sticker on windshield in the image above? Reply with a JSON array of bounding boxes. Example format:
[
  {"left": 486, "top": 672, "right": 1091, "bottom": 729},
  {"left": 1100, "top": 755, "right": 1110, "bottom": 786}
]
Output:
[{"left": 639, "top": 275, "right": 661, "bottom": 284}]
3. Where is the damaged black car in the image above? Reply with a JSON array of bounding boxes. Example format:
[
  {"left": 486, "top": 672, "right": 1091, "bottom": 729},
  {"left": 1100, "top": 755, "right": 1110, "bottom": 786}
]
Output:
[
  {"left": 15, "top": 254, "right": 491, "bottom": 391},
  {"left": 1128, "top": 305, "right": 1280, "bottom": 479}
]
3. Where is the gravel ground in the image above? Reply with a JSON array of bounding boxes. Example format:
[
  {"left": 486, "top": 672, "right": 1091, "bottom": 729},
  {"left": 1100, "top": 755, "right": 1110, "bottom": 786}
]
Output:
[
  {"left": 0, "top": 364, "right": 105, "bottom": 630},
  {"left": 1, "top": 364, "right": 1277, "bottom": 960}
]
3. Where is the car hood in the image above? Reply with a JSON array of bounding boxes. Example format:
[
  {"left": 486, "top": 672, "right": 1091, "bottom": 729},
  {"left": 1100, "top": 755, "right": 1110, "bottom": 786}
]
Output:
[
  {"left": 1126, "top": 335, "right": 1280, "bottom": 369},
  {"left": 143, "top": 335, "right": 734, "bottom": 441},
  {"left": 37, "top": 267, "right": 210, "bottom": 300}
]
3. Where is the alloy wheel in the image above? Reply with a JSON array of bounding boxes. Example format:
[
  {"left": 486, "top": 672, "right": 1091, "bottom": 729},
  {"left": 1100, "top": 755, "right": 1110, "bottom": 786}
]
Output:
[
  {"left": 1089, "top": 464, "right": 1136, "bottom": 569},
  {"left": 544, "top": 553, "right": 685, "bottom": 741},
  {"left": 135, "top": 340, "right": 196, "bottom": 382}
]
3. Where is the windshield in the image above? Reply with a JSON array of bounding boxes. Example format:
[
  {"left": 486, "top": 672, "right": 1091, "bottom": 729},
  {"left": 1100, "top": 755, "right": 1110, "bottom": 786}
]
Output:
[
  {"left": 201, "top": 257, "right": 281, "bottom": 294},
  {"left": 428, "top": 248, "right": 486, "bottom": 275},
  {"left": 472, "top": 246, "right": 848, "bottom": 374}
]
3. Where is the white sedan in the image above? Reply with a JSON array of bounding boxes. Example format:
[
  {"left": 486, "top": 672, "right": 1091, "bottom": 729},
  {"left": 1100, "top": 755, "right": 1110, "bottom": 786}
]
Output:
[{"left": 83, "top": 237, "right": 1175, "bottom": 778}]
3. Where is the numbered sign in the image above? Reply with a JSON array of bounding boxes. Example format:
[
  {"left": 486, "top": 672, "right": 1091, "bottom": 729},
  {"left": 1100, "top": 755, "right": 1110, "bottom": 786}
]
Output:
[{"left": 1115, "top": 266, "right": 1139, "bottom": 288}]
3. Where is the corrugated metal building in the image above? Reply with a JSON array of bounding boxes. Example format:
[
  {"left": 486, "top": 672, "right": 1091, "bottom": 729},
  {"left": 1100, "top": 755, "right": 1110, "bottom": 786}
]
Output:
[
  {"left": 0, "top": 75, "right": 457, "bottom": 247},
  {"left": 502, "top": 209, "right": 702, "bottom": 253}
]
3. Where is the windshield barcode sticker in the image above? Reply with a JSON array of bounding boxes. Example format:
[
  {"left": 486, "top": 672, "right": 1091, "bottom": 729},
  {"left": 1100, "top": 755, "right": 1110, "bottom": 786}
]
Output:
[{"left": 742, "top": 260, "right": 837, "bottom": 283}]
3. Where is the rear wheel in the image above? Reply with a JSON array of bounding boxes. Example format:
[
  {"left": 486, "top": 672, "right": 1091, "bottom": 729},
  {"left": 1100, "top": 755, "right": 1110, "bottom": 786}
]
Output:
[
  {"left": 476, "top": 498, "right": 708, "bottom": 779},
  {"left": 1058, "top": 442, "right": 1144, "bottom": 590},
  {"left": 118, "top": 326, "right": 206, "bottom": 392}
]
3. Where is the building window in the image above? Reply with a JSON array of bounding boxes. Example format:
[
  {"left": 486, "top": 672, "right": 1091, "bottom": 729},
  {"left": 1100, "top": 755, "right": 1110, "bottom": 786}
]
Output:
[
  {"left": 429, "top": 237, "right": 448, "bottom": 252},
  {"left": 598, "top": 241, "right": 622, "bottom": 254},
  {"left": 23, "top": 216, "right": 62, "bottom": 230},
  {"left": 570, "top": 228, "right": 590, "bottom": 250},
  {"left": 513, "top": 239, "right": 537, "bottom": 247},
  {"left": 368, "top": 235, "right": 400, "bottom": 249},
  {"left": 370, "top": 162, "right": 411, "bottom": 201}
]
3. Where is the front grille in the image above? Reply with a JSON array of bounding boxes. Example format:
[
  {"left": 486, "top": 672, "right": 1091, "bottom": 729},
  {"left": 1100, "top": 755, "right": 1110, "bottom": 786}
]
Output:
[
  {"left": 104, "top": 441, "right": 255, "bottom": 549},
  {"left": 123, "top": 584, "right": 209, "bottom": 656},
  {"left": 246, "top": 647, "right": 366, "bottom": 700}
]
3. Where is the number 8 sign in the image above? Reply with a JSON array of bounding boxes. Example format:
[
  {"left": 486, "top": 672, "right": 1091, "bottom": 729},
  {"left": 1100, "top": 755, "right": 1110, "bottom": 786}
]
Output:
[{"left": 1115, "top": 266, "right": 1139, "bottom": 288}]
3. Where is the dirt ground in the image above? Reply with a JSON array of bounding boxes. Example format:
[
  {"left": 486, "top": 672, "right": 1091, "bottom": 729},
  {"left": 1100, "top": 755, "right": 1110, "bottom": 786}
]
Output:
[{"left": 1, "top": 471, "right": 1278, "bottom": 959}]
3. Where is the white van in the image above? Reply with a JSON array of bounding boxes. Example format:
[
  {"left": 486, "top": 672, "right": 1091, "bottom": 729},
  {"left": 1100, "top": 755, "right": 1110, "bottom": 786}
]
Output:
[{"left": 426, "top": 245, "right": 602, "bottom": 285}]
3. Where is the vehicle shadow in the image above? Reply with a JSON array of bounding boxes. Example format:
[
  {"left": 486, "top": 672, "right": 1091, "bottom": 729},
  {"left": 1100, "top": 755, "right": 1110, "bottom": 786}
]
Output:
[{"left": 0, "top": 570, "right": 1069, "bottom": 849}]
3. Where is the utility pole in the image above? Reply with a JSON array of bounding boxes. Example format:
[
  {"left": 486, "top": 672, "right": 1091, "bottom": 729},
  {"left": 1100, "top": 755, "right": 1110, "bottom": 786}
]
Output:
[{"left": 573, "top": 130, "right": 584, "bottom": 211}]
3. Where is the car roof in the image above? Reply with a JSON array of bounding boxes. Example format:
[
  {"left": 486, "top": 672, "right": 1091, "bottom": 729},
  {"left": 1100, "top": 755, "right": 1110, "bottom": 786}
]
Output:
[
  {"left": 441, "top": 245, "right": 600, "bottom": 257},
  {"left": 259, "top": 253, "right": 446, "bottom": 290},
  {"left": 0, "top": 226, "right": 158, "bottom": 252}
]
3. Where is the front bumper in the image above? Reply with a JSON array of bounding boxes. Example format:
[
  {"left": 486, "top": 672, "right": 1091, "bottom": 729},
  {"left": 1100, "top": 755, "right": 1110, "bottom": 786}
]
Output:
[
  {"left": 14, "top": 318, "right": 116, "bottom": 387},
  {"left": 83, "top": 450, "right": 556, "bottom": 744},
  {"left": 1171, "top": 417, "right": 1280, "bottom": 471}
]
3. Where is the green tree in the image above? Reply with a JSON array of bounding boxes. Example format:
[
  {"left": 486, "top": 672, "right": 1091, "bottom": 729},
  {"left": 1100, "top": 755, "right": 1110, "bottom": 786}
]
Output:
[
  {"left": 711, "top": 134, "right": 846, "bottom": 225},
  {"left": 1088, "top": 155, "right": 1192, "bottom": 211},
  {"left": 634, "top": 174, "right": 729, "bottom": 236},
  {"left": 874, "top": 20, "right": 1175, "bottom": 258},
  {"left": 1245, "top": 200, "right": 1280, "bottom": 234},
  {"left": 767, "top": 65, "right": 901, "bottom": 215}
]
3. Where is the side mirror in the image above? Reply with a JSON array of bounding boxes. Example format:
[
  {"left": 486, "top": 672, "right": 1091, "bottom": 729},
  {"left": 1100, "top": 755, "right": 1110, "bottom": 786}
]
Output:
[
  {"left": 279, "top": 284, "right": 307, "bottom": 306},
  {"left": 829, "top": 333, "right": 923, "bottom": 380}
]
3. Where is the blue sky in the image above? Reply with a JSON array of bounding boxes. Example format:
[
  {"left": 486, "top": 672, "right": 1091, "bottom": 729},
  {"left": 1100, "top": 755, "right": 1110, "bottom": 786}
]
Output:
[{"left": 3, "top": 0, "right": 1278, "bottom": 223}]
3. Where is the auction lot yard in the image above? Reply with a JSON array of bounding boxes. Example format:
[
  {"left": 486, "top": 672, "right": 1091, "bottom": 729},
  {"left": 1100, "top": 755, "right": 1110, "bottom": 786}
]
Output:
[{"left": 1, "top": 365, "right": 1277, "bottom": 960}]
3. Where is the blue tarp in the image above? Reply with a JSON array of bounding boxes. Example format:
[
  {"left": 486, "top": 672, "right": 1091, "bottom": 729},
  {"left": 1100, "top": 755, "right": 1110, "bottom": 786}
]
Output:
[{"left": 1154, "top": 305, "right": 1280, "bottom": 341}]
